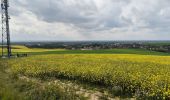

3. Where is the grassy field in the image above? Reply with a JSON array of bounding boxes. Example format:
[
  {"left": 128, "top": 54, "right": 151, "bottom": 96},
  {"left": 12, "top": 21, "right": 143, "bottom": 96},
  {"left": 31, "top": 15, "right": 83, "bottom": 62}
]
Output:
[
  {"left": 143, "top": 41, "right": 170, "bottom": 46},
  {"left": 1, "top": 45, "right": 170, "bottom": 99},
  {"left": 9, "top": 45, "right": 170, "bottom": 56}
]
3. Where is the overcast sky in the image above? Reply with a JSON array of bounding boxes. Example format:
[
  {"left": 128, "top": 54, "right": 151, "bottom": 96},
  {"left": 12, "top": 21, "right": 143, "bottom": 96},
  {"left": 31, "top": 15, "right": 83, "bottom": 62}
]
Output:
[{"left": 6, "top": 0, "right": 170, "bottom": 41}]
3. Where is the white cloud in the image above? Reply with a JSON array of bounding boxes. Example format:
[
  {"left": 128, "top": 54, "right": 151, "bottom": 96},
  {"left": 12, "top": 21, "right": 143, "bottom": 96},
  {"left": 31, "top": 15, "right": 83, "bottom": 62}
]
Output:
[{"left": 7, "top": 0, "right": 170, "bottom": 41}]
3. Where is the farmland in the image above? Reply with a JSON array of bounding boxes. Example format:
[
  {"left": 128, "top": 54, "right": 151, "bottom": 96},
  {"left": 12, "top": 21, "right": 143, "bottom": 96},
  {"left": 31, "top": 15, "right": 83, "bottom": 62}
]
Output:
[
  {"left": 1, "top": 45, "right": 170, "bottom": 99},
  {"left": 10, "top": 45, "right": 170, "bottom": 56}
]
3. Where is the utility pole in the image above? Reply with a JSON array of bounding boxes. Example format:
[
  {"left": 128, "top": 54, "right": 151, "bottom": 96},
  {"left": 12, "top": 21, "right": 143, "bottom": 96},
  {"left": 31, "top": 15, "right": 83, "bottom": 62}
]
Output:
[{"left": 1, "top": 0, "right": 11, "bottom": 58}]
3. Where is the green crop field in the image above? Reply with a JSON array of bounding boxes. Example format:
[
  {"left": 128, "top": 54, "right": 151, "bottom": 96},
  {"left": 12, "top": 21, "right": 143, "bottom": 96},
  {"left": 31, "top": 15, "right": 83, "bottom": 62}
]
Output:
[
  {"left": 9, "top": 45, "right": 170, "bottom": 56},
  {"left": 1, "top": 45, "right": 170, "bottom": 100},
  {"left": 143, "top": 41, "right": 170, "bottom": 46}
]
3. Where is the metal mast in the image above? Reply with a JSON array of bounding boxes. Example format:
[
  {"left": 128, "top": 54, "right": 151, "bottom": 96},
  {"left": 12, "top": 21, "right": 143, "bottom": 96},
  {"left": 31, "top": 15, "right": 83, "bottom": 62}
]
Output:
[{"left": 1, "top": 0, "right": 11, "bottom": 58}]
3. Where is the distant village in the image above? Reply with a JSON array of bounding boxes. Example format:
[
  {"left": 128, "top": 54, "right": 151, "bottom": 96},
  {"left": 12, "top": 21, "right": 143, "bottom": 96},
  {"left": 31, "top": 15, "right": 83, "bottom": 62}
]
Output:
[{"left": 23, "top": 41, "right": 170, "bottom": 53}]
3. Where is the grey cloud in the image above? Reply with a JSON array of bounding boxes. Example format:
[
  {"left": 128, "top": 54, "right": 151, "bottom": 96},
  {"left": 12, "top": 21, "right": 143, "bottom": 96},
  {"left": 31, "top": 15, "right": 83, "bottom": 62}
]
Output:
[
  {"left": 8, "top": 0, "right": 170, "bottom": 41},
  {"left": 11, "top": 0, "right": 131, "bottom": 31}
]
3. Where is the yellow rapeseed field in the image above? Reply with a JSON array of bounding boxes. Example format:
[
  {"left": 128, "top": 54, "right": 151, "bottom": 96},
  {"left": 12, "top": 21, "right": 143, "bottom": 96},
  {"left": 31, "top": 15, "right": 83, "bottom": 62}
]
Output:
[{"left": 9, "top": 54, "right": 170, "bottom": 99}]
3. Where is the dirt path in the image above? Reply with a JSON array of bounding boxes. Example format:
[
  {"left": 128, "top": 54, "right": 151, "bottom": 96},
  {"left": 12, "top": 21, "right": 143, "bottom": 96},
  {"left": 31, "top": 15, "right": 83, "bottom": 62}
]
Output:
[{"left": 19, "top": 76, "right": 123, "bottom": 100}]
